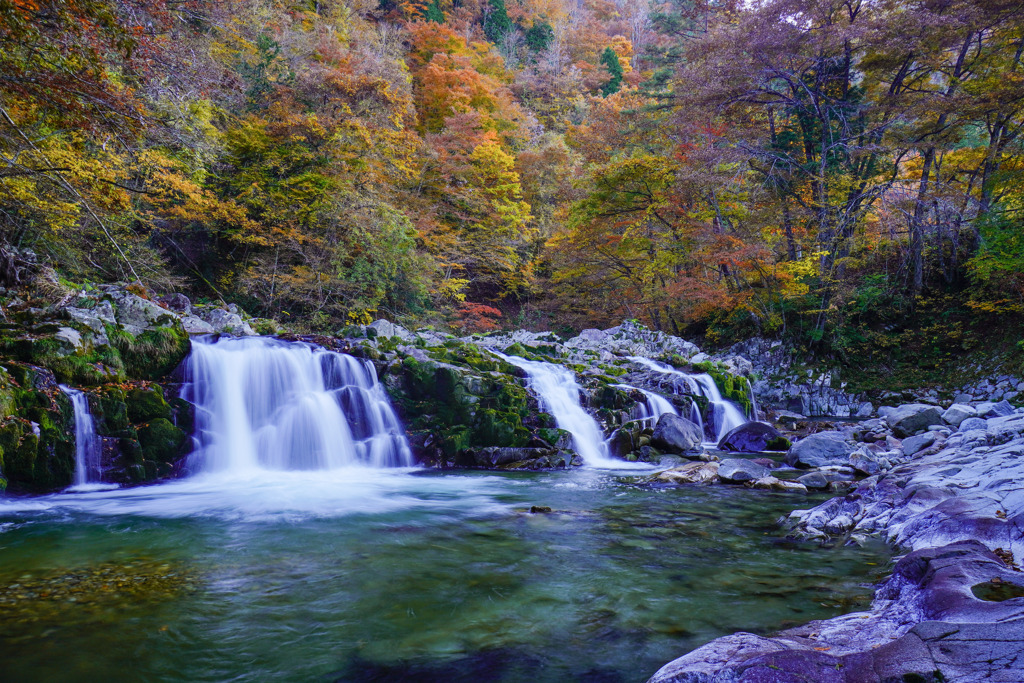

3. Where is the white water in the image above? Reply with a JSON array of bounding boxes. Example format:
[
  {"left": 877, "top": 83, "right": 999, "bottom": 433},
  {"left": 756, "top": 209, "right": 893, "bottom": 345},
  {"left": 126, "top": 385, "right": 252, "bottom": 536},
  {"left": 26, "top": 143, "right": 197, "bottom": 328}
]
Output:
[
  {"left": 183, "top": 336, "right": 413, "bottom": 473},
  {"left": 614, "top": 384, "right": 677, "bottom": 428},
  {"left": 60, "top": 385, "right": 107, "bottom": 490},
  {"left": 628, "top": 357, "right": 750, "bottom": 443},
  {"left": 494, "top": 352, "right": 642, "bottom": 469}
]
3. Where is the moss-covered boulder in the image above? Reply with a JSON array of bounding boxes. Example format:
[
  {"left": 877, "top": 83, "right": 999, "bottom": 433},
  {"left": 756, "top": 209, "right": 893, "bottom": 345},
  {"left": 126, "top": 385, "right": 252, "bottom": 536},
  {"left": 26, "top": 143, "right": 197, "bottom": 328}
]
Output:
[{"left": 0, "top": 363, "right": 75, "bottom": 491}]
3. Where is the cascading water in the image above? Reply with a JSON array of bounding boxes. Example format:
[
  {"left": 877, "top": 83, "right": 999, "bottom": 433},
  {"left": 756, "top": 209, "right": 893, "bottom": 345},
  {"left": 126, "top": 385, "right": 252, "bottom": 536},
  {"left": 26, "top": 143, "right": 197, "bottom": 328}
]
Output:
[
  {"left": 60, "top": 385, "right": 104, "bottom": 488},
  {"left": 628, "top": 356, "right": 750, "bottom": 443},
  {"left": 183, "top": 336, "right": 413, "bottom": 473},
  {"left": 493, "top": 351, "right": 628, "bottom": 468},
  {"left": 614, "top": 384, "right": 677, "bottom": 428}
]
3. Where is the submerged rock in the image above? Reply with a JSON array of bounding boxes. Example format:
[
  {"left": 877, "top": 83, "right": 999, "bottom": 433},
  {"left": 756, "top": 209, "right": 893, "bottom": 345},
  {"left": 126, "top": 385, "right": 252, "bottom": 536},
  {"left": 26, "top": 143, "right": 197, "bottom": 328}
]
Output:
[
  {"left": 654, "top": 461, "right": 720, "bottom": 485},
  {"left": 718, "top": 458, "right": 770, "bottom": 484}
]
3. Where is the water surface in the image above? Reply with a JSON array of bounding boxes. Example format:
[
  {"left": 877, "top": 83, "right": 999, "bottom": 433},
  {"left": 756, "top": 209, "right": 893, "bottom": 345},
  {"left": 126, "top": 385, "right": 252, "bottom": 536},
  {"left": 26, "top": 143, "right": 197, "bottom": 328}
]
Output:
[{"left": 0, "top": 469, "right": 888, "bottom": 682}]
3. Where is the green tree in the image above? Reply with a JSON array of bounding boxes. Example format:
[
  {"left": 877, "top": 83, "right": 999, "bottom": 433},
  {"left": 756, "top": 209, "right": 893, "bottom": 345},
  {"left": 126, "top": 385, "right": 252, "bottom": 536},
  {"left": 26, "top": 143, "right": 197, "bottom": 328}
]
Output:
[
  {"left": 484, "top": 0, "right": 511, "bottom": 43},
  {"left": 600, "top": 47, "right": 623, "bottom": 96},
  {"left": 524, "top": 20, "right": 553, "bottom": 53},
  {"left": 424, "top": 0, "right": 445, "bottom": 24}
]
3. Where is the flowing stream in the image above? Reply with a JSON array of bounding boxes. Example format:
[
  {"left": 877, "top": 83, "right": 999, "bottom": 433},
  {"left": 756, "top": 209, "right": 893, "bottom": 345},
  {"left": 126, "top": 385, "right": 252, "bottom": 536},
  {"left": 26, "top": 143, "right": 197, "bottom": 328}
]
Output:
[{"left": 0, "top": 470, "right": 887, "bottom": 683}]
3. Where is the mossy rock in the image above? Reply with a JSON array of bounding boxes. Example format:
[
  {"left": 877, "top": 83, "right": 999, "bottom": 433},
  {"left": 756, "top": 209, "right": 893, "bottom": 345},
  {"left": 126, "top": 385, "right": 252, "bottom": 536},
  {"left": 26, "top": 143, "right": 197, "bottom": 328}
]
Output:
[
  {"left": 93, "top": 387, "right": 130, "bottom": 433},
  {"left": 0, "top": 334, "right": 125, "bottom": 385},
  {"left": 127, "top": 385, "right": 171, "bottom": 423},
  {"left": 111, "top": 324, "right": 190, "bottom": 381},
  {"left": 137, "top": 418, "right": 187, "bottom": 465}
]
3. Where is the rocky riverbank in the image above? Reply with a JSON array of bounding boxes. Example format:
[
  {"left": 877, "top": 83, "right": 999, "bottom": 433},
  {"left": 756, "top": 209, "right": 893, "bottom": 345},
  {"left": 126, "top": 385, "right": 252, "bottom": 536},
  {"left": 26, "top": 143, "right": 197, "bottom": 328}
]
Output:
[{"left": 649, "top": 400, "right": 1024, "bottom": 682}]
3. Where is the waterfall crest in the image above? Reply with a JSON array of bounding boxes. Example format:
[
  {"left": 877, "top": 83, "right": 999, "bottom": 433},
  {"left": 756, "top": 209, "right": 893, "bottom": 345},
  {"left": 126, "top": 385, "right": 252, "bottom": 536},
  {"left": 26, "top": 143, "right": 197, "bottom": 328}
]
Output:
[
  {"left": 183, "top": 336, "right": 413, "bottom": 473},
  {"left": 493, "top": 352, "right": 627, "bottom": 467},
  {"left": 628, "top": 357, "right": 751, "bottom": 443},
  {"left": 60, "top": 385, "right": 104, "bottom": 489}
]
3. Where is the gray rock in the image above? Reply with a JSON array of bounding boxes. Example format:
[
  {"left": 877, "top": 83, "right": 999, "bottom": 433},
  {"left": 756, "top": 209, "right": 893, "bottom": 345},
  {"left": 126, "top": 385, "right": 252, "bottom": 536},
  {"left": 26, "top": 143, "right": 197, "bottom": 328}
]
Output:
[
  {"left": 785, "top": 431, "right": 856, "bottom": 468},
  {"left": 367, "top": 319, "right": 412, "bottom": 341},
  {"left": 652, "top": 413, "right": 703, "bottom": 453},
  {"left": 747, "top": 476, "right": 807, "bottom": 493},
  {"left": 884, "top": 403, "right": 944, "bottom": 437},
  {"left": 976, "top": 400, "right": 1014, "bottom": 418},
  {"left": 108, "top": 290, "right": 176, "bottom": 334},
  {"left": 64, "top": 301, "right": 115, "bottom": 334},
  {"left": 958, "top": 417, "right": 988, "bottom": 432},
  {"left": 158, "top": 293, "right": 192, "bottom": 314},
  {"left": 202, "top": 308, "right": 255, "bottom": 336},
  {"left": 849, "top": 449, "right": 884, "bottom": 475},
  {"left": 655, "top": 461, "right": 719, "bottom": 484},
  {"left": 717, "top": 422, "right": 787, "bottom": 453},
  {"left": 182, "top": 315, "right": 215, "bottom": 335},
  {"left": 576, "top": 328, "right": 607, "bottom": 343},
  {"left": 856, "top": 401, "right": 874, "bottom": 417},
  {"left": 718, "top": 458, "right": 770, "bottom": 483},
  {"left": 797, "top": 471, "right": 830, "bottom": 489},
  {"left": 54, "top": 326, "right": 82, "bottom": 350},
  {"left": 902, "top": 431, "right": 938, "bottom": 456},
  {"left": 942, "top": 403, "right": 978, "bottom": 428}
]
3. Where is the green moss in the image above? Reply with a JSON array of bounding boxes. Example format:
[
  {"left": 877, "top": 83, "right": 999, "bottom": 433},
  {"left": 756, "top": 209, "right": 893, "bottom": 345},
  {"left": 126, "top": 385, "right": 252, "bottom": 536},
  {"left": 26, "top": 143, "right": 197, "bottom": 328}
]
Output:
[
  {"left": 766, "top": 436, "right": 791, "bottom": 451},
  {"left": 112, "top": 324, "right": 190, "bottom": 380},
  {"left": 137, "top": 418, "right": 187, "bottom": 467},
  {"left": 127, "top": 385, "right": 171, "bottom": 423},
  {"left": 93, "top": 387, "right": 130, "bottom": 432}
]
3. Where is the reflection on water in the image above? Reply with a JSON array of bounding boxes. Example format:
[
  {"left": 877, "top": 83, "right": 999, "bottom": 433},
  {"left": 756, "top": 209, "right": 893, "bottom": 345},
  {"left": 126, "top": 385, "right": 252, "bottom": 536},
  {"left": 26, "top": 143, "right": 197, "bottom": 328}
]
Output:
[{"left": 0, "top": 469, "right": 888, "bottom": 683}]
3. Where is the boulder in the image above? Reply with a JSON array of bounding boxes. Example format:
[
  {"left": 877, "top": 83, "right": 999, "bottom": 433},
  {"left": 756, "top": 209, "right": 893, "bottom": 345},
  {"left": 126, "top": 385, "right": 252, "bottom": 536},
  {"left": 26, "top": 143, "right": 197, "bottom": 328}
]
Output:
[
  {"left": 182, "top": 316, "right": 215, "bottom": 335},
  {"left": 849, "top": 448, "right": 886, "bottom": 475},
  {"left": 717, "top": 421, "right": 789, "bottom": 453},
  {"left": 107, "top": 290, "right": 176, "bottom": 334},
  {"left": 654, "top": 461, "right": 720, "bottom": 485},
  {"left": 785, "top": 431, "right": 856, "bottom": 468},
  {"left": 976, "top": 400, "right": 1015, "bottom": 419},
  {"left": 958, "top": 417, "right": 988, "bottom": 433},
  {"left": 797, "top": 471, "right": 830, "bottom": 489},
  {"left": 883, "top": 403, "right": 944, "bottom": 437},
  {"left": 202, "top": 308, "right": 255, "bottom": 336},
  {"left": 367, "top": 319, "right": 412, "bottom": 341},
  {"left": 651, "top": 413, "right": 703, "bottom": 453},
  {"left": 746, "top": 476, "right": 808, "bottom": 493},
  {"left": 718, "top": 458, "right": 770, "bottom": 483},
  {"left": 157, "top": 293, "right": 192, "bottom": 315},
  {"left": 941, "top": 403, "right": 978, "bottom": 428},
  {"left": 902, "top": 431, "right": 938, "bottom": 457}
]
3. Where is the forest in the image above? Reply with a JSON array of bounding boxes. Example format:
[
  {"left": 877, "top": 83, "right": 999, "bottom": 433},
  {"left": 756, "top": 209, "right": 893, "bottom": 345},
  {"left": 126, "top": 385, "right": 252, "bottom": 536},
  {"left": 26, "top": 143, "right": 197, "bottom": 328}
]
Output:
[{"left": 2, "top": 0, "right": 1023, "bottom": 362}]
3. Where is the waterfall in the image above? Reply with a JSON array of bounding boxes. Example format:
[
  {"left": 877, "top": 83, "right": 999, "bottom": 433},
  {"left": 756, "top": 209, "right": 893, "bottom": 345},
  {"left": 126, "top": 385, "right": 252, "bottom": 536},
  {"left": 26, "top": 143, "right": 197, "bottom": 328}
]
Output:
[
  {"left": 60, "top": 385, "right": 103, "bottom": 488},
  {"left": 628, "top": 357, "right": 750, "bottom": 443},
  {"left": 613, "top": 384, "right": 677, "bottom": 428},
  {"left": 493, "top": 351, "right": 625, "bottom": 467},
  {"left": 183, "top": 336, "right": 413, "bottom": 473}
]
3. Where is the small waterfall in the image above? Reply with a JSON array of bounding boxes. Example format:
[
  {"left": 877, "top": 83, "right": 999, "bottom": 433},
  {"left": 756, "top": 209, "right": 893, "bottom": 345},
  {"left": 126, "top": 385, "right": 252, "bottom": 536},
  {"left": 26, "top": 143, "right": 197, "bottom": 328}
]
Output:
[
  {"left": 613, "top": 384, "right": 677, "bottom": 428},
  {"left": 183, "top": 336, "right": 413, "bottom": 473},
  {"left": 494, "top": 351, "right": 624, "bottom": 467},
  {"left": 60, "top": 385, "right": 103, "bottom": 488},
  {"left": 629, "top": 356, "right": 749, "bottom": 443}
]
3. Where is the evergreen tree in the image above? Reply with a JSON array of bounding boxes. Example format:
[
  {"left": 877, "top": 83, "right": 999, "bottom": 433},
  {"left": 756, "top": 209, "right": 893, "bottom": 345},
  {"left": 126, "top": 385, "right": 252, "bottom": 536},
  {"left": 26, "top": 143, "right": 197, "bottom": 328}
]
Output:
[
  {"left": 484, "top": 0, "right": 511, "bottom": 43},
  {"left": 524, "top": 20, "right": 553, "bottom": 52},
  {"left": 424, "top": 0, "right": 445, "bottom": 23},
  {"left": 600, "top": 47, "right": 623, "bottom": 96}
]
